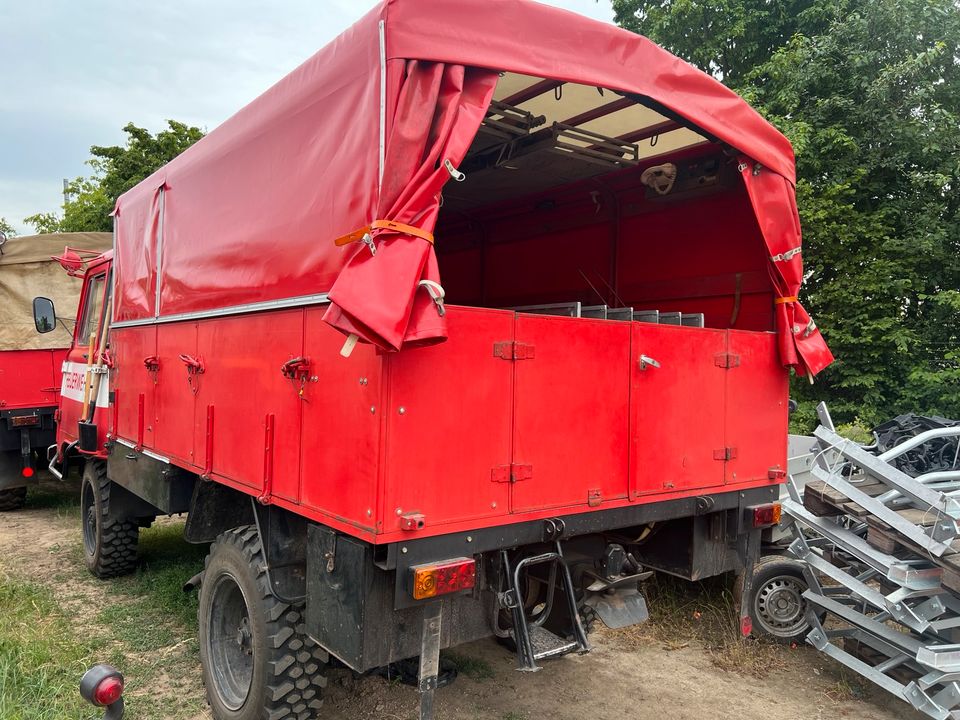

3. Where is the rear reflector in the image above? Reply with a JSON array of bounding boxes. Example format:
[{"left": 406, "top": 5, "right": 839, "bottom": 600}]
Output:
[
  {"left": 93, "top": 675, "right": 124, "bottom": 706},
  {"left": 11, "top": 415, "right": 39, "bottom": 427},
  {"left": 21, "top": 467, "right": 34, "bottom": 479},
  {"left": 752, "top": 502, "right": 782, "bottom": 528},
  {"left": 410, "top": 558, "right": 476, "bottom": 600}
]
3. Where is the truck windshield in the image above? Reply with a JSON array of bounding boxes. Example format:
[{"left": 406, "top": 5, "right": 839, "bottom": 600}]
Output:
[{"left": 78, "top": 274, "right": 106, "bottom": 346}]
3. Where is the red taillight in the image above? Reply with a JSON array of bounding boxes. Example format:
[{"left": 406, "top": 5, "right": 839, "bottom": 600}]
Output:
[
  {"left": 410, "top": 558, "right": 476, "bottom": 600},
  {"left": 93, "top": 676, "right": 124, "bottom": 706},
  {"left": 751, "top": 502, "right": 782, "bottom": 528},
  {"left": 21, "top": 467, "right": 34, "bottom": 479}
]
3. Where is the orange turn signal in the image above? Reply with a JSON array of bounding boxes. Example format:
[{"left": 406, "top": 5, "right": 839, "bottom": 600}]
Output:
[{"left": 410, "top": 558, "right": 476, "bottom": 600}]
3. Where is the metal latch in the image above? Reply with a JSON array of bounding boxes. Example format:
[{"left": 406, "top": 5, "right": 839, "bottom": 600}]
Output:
[
  {"left": 280, "top": 356, "right": 311, "bottom": 381},
  {"left": 400, "top": 513, "right": 426, "bottom": 531},
  {"left": 638, "top": 354, "right": 660, "bottom": 370},
  {"left": 714, "top": 353, "right": 741, "bottom": 369},
  {"left": 713, "top": 447, "right": 738, "bottom": 461},
  {"left": 491, "top": 464, "right": 533, "bottom": 483},
  {"left": 493, "top": 342, "right": 535, "bottom": 360}
]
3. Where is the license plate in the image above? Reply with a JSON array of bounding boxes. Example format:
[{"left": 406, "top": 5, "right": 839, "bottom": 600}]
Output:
[{"left": 11, "top": 415, "right": 39, "bottom": 427}]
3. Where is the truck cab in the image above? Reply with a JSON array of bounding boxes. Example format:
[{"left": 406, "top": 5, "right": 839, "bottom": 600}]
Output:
[{"left": 0, "top": 231, "right": 110, "bottom": 508}]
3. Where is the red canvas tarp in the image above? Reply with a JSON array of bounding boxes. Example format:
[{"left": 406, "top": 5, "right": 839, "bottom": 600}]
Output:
[{"left": 112, "top": 0, "right": 831, "bottom": 375}]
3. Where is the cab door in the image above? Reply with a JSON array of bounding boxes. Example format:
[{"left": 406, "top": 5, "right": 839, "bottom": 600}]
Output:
[{"left": 58, "top": 266, "right": 109, "bottom": 446}]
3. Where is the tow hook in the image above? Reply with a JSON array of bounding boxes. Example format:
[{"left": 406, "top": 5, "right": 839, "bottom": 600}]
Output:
[{"left": 80, "top": 664, "right": 125, "bottom": 719}]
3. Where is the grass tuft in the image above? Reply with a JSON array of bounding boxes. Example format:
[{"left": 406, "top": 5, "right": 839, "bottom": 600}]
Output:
[{"left": 442, "top": 650, "right": 495, "bottom": 681}]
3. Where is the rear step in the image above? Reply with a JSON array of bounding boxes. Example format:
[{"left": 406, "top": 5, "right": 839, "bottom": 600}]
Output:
[{"left": 499, "top": 541, "right": 590, "bottom": 671}]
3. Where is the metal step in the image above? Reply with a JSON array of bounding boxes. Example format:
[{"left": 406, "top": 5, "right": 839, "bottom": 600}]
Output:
[{"left": 510, "top": 625, "right": 580, "bottom": 661}]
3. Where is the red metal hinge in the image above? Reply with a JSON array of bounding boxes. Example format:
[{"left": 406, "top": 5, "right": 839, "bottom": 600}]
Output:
[
  {"left": 400, "top": 513, "right": 426, "bottom": 531},
  {"left": 768, "top": 466, "right": 786, "bottom": 481},
  {"left": 713, "top": 447, "right": 738, "bottom": 461},
  {"left": 493, "top": 341, "right": 535, "bottom": 361},
  {"left": 587, "top": 489, "right": 602, "bottom": 507},
  {"left": 714, "top": 353, "right": 740, "bottom": 369},
  {"left": 259, "top": 413, "right": 275, "bottom": 504},
  {"left": 491, "top": 464, "right": 534, "bottom": 483}
]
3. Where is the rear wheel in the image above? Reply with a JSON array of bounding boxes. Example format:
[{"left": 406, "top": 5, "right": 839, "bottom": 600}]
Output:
[
  {"left": 81, "top": 462, "right": 139, "bottom": 578},
  {"left": 739, "top": 556, "right": 814, "bottom": 643},
  {"left": 199, "top": 526, "right": 327, "bottom": 720},
  {"left": 0, "top": 487, "right": 27, "bottom": 511}
]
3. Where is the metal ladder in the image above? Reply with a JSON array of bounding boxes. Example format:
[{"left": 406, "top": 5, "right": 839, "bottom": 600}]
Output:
[{"left": 497, "top": 541, "right": 590, "bottom": 671}]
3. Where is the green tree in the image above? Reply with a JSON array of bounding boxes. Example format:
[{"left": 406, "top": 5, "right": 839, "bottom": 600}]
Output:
[
  {"left": 28, "top": 120, "right": 203, "bottom": 234},
  {"left": 612, "top": 0, "right": 960, "bottom": 426},
  {"left": 0, "top": 218, "right": 16, "bottom": 238}
]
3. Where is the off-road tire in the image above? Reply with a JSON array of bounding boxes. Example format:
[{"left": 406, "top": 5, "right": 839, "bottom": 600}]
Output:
[
  {"left": 199, "top": 525, "right": 328, "bottom": 720},
  {"left": 81, "top": 461, "right": 139, "bottom": 578},
  {"left": 0, "top": 487, "right": 27, "bottom": 511}
]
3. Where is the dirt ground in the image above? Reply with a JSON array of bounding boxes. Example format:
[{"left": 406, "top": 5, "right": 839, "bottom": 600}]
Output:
[{"left": 0, "top": 476, "right": 926, "bottom": 720}]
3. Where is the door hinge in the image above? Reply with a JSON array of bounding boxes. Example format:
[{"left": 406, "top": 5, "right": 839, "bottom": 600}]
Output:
[
  {"left": 768, "top": 466, "right": 786, "bottom": 480},
  {"left": 493, "top": 341, "right": 535, "bottom": 361},
  {"left": 713, "top": 447, "right": 738, "bottom": 461},
  {"left": 491, "top": 464, "right": 533, "bottom": 483},
  {"left": 714, "top": 353, "right": 741, "bottom": 369}
]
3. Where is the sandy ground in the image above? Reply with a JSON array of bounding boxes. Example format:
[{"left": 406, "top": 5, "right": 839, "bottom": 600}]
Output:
[{"left": 0, "top": 477, "right": 926, "bottom": 720}]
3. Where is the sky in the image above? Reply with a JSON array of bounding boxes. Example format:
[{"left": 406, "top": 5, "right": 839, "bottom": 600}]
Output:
[{"left": 0, "top": 0, "right": 616, "bottom": 235}]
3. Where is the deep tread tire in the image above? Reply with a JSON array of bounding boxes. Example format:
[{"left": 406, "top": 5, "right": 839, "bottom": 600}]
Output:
[
  {"left": 0, "top": 487, "right": 27, "bottom": 511},
  {"left": 199, "top": 525, "right": 327, "bottom": 720},
  {"left": 81, "top": 461, "right": 139, "bottom": 578}
]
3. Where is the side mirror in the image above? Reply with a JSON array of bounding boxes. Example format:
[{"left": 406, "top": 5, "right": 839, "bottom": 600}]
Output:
[{"left": 33, "top": 297, "right": 57, "bottom": 333}]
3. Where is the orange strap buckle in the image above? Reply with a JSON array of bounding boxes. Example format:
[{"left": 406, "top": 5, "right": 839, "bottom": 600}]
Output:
[
  {"left": 774, "top": 296, "right": 798, "bottom": 305},
  {"left": 334, "top": 220, "right": 435, "bottom": 247}
]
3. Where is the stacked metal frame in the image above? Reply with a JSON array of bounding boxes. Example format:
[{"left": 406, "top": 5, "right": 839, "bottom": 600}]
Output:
[{"left": 784, "top": 424, "right": 960, "bottom": 719}]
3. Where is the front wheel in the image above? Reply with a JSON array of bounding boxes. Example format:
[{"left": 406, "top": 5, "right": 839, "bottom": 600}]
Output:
[
  {"left": 81, "top": 462, "right": 139, "bottom": 578},
  {"left": 199, "top": 526, "right": 327, "bottom": 720}
]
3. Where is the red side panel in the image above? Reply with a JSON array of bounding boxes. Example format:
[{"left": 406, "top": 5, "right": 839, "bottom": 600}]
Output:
[
  {"left": 383, "top": 307, "right": 513, "bottom": 530},
  {"left": 153, "top": 323, "right": 199, "bottom": 466},
  {"left": 0, "top": 349, "right": 64, "bottom": 410},
  {"left": 630, "top": 324, "right": 727, "bottom": 495},
  {"left": 300, "top": 308, "right": 383, "bottom": 531},
  {"left": 195, "top": 312, "right": 304, "bottom": 500},
  {"left": 112, "top": 327, "right": 157, "bottom": 449},
  {"left": 725, "top": 330, "right": 789, "bottom": 484},
  {"left": 511, "top": 315, "right": 630, "bottom": 512}
]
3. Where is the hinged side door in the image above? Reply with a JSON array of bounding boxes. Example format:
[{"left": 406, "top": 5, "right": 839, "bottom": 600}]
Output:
[
  {"left": 630, "top": 324, "right": 726, "bottom": 496},
  {"left": 511, "top": 315, "right": 631, "bottom": 513},
  {"left": 725, "top": 329, "right": 789, "bottom": 486}
]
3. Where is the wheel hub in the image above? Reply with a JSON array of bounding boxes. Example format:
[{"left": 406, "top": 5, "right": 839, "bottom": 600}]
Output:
[
  {"left": 755, "top": 575, "right": 807, "bottom": 638},
  {"left": 207, "top": 573, "right": 255, "bottom": 711}
]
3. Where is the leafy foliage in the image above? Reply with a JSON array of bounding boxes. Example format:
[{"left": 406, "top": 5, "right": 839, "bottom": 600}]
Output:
[
  {"left": 26, "top": 120, "right": 203, "bottom": 234},
  {"left": 0, "top": 218, "right": 16, "bottom": 238},
  {"left": 612, "top": 0, "right": 960, "bottom": 426}
]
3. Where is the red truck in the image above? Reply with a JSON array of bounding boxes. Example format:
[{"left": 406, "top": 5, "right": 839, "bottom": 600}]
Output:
[
  {"left": 0, "top": 231, "right": 110, "bottom": 509},
  {"left": 39, "top": 2, "right": 833, "bottom": 718}
]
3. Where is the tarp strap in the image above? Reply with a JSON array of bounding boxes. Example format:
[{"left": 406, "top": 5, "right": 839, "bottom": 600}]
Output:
[
  {"left": 774, "top": 295, "right": 799, "bottom": 305},
  {"left": 417, "top": 279, "right": 446, "bottom": 317},
  {"left": 770, "top": 246, "right": 802, "bottom": 262},
  {"left": 334, "top": 219, "right": 435, "bottom": 247}
]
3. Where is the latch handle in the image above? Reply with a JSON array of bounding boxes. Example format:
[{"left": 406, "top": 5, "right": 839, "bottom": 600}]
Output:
[
  {"left": 178, "top": 354, "right": 204, "bottom": 374},
  {"left": 143, "top": 355, "right": 160, "bottom": 371},
  {"left": 280, "top": 356, "right": 311, "bottom": 380},
  {"left": 639, "top": 354, "right": 661, "bottom": 371}
]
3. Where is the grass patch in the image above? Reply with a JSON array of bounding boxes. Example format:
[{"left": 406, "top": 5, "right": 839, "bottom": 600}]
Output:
[
  {"left": 0, "top": 573, "right": 107, "bottom": 720},
  {"left": 442, "top": 650, "right": 495, "bottom": 681},
  {"left": 622, "top": 573, "right": 788, "bottom": 678}
]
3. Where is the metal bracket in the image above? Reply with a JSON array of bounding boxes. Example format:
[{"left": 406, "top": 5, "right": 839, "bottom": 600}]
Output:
[
  {"left": 714, "top": 352, "right": 741, "bottom": 369},
  {"left": 713, "top": 447, "right": 738, "bottom": 461},
  {"left": 492, "top": 464, "right": 533, "bottom": 483},
  {"left": 493, "top": 341, "right": 535, "bottom": 360}
]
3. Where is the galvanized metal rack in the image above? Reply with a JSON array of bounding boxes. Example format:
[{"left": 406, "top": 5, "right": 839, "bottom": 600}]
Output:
[{"left": 784, "top": 418, "right": 960, "bottom": 719}]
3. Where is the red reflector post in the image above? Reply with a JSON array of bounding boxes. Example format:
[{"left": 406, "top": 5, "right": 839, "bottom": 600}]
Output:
[
  {"left": 410, "top": 558, "right": 476, "bottom": 600},
  {"left": 21, "top": 467, "right": 34, "bottom": 479},
  {"left": 94, "top": 676, "right": 124, "bottom": 706},
  {"left": 751, "top": 502, "right": 782, "bottom": 528}
]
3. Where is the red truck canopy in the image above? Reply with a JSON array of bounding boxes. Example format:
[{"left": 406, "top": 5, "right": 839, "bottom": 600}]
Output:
[{"left": 113, "top": 0, "right": 832, "bottom": 376}]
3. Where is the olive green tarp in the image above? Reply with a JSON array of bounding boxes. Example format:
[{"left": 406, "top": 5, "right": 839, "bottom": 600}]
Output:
[{"left": 0, "top": 232, "right": 111, "bottom": 351}]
